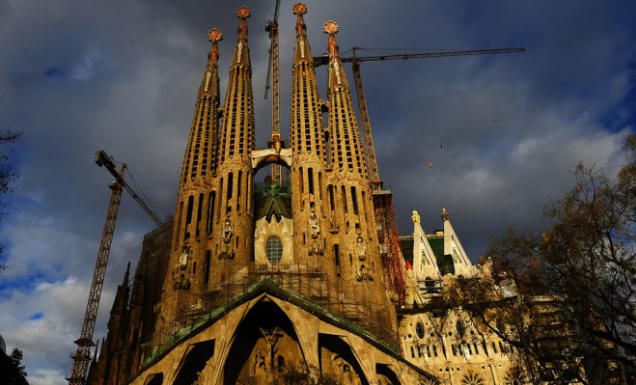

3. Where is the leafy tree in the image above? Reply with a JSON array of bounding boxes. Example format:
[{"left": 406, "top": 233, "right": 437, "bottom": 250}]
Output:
[
  {"left": 0, "top": 348, "right": 30, "bottom": 385},
  {"left": 0, "top": 128, "right": 21, "bottom": 269},
  {"left": 437, "top": 136, "right": 636, "bottom": 384}
]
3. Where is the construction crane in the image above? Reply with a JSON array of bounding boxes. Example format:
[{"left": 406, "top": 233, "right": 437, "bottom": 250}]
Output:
[
  {"left": 314, "top": 47, "right": 525, "bottom": 191},
  {"left": 264, "top": 0, "right": 283, "bottom": 185},
  {"left": 67, "top": 151, "right": 163, "bottom": 385}
]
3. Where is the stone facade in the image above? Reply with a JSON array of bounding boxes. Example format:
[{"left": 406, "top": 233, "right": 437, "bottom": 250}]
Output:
[{"left": 85, "top": 4, "right": 537, "bottom": 385}]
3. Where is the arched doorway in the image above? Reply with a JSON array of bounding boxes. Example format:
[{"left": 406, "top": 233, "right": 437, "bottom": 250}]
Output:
[
  {"left": 376, "top": 363, "right": 402, "bottom": 385},
  {"left": 318, "top": 334, "right": 369, "bottom": 385},
  {"left": 223, "top": 298, "right": 306, "bottom": 384},
  {"left": 172, "top": 340, "right": 215, "bottom": 385}
]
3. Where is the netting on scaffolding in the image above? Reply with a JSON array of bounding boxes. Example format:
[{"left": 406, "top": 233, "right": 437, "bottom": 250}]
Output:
[
  {"left": 142, "top": 261, "right": 400, "bottom": 366},
  {"left": 373, "top": 191, "right": 406, "bottom": 305}
]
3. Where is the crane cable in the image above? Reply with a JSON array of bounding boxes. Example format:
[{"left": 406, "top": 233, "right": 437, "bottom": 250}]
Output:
[{"left": 112, "top": 159, "right": 162, "bottom": 221}]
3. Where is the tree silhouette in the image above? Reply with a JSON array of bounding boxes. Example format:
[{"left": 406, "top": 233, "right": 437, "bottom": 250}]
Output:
[{"left": 0, "top": 348, "right": 30, "bottom": 385}]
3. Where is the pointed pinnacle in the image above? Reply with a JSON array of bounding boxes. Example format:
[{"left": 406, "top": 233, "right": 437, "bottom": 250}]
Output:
[
  {"left": 208, "top": 28, "right": 223, "bottom": 43},
  {"left": 323, "top": 20, "right": 339, "bottom": 34},
  {"left": 237, "top": 6, "right": 251, "bottom": 18},
  {"left": 293, "top": 3, "right": 307, "bottom": 15}
]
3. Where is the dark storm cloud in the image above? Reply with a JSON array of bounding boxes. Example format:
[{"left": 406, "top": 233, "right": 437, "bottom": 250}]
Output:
[{"left": 0, "top": 1, "right": 635, "bottom": 383}]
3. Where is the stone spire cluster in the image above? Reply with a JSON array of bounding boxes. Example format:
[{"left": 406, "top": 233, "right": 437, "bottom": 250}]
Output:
[
  {"left": 322, "top": 19, "right": 395, "bottom": 329},
  {"left": 157, "top": 3, "right": 394, "bottom": 334},
  {"left": 289, "top": 3, "right": 329, "bottom": 267},
  {"left": 159, "top": 7, "right": 256, "bottom": 327},
  {"left": 85, "top": 6, "right": 532, "bottom": 385}
]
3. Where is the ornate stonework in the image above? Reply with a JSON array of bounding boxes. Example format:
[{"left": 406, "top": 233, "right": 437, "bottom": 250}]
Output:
[{"left": 84, "top": 6, "right": 536, "bottom": 385}]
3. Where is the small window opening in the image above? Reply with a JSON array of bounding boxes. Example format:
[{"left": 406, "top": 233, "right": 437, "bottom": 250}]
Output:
[
  {"left": 328, "top": 185, "right": 335, "bottom": 211},
  {"left": 416, "top": 323, "right": 425, "bottom": 339},
  {"left": 334, "top": 244, "right": 340, "bottom": 277},
  {"left": 341, "top": 186, "right": 348, "bottom": 213},
  {"left": 351, "top": 186, "right": 358, "bottom": 215},
  {"left": 227, "top": 172, "right": 234, "bottom": 200},
  {"left": 204, "top": 251, "right": 211, "bottom": 284},
  {"left": 308, "top": 168, "right": 314, "bottom": 194},
  {"left": 186, "top": 196, "right": 194, "bottom": 224}
]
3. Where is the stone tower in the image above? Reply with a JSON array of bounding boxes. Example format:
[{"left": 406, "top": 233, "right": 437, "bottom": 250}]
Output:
[
  {"left": 159, "top": 28, "right": 223, "bottom": 325},
  {"left": 289, "top": 3, "right": 329, "bottom": 267},
  {"left": 323, "top": 20, "right": 396, "bottom": 330},
  {"left": 209, "top": 7, "right": 255, "bottom": 284}
]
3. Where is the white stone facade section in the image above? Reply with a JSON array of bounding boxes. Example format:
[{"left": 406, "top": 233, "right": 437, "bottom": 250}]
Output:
[
  {"left": 412, "top": 219, "right": 442, "bottom": 281},
  {"left": 254, "top": 214, "right": 294, "bottom": 266},
  {"left": 443, "top": 215, "right": 476, "bottom": 277}
]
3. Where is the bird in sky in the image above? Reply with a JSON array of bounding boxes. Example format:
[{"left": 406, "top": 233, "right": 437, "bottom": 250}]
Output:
[
  {"left": 493, "top": 119, "right": 499, "bottom": 122},
  {"left": 440, "top": 142, "right": 443, "bottom": 149}
]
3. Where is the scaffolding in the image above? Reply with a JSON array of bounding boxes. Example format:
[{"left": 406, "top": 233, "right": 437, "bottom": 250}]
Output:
[
  {"left": 373, "top": 190, "right": 406, "bottom": 305},
  {"left": 142, "top": 261, "right": 400, "bottom": 368}
]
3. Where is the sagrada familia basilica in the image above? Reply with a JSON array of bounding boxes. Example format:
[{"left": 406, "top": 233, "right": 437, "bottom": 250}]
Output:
[{"left": 85, "top": 5, "right": 532, "bottom": 385}]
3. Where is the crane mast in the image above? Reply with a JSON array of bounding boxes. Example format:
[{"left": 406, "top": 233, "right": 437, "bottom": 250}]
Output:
[
  {"left": 68, "top": 151, "right": 163, "bottom": 385},
  {"left": 265, "top": 0, "right": 283, "bottom": 185},
  {"left": 351, "top": 49, "right": 382, "bottom": 190},
  {"left": 315, "top": 47, "right": 525, "bottom": 191},
  {"left": 67, "top": 166, "right": 124, "bottom": 385}
]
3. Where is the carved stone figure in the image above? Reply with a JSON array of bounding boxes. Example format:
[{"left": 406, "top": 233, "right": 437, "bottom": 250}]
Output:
[
  {"left": 254, "top": 349, "right": 267, "bottom": 373},
  {"left": 173, "top": 273, "right": 191, "bottom": 291},
  {"left": 356, "top": 236, "right": 367, "bottom": 261},
  {"left": 412, "top": 210, "right": 421, "bottom": 224},
  {"left": 178, "top": 247, "right": 189, "bottom": 270},
  {"left": 309, "top": 212, "right": 320, "bottom": 238},
  {"left": 218, "top": 246, "right": 234, "bottom": 260},
  {"left": 221, "top": 218, "right": 233, "bottom": 243},
  {"left": 308, "top": 241, "right": 323, "bottom": 256},
  {"left": 356, "top": 265, "right": 373, "bottom": 282},
  {"left": 330, "top": 211, "right": 339, "bottom": 233},
  {"left": 333, "top": 356, "right": 355, "bottom": 384}
]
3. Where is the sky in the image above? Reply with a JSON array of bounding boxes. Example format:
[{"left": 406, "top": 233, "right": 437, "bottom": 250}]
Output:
[{"left": 0, "top": 0, "right": 635, "bottom": 384}]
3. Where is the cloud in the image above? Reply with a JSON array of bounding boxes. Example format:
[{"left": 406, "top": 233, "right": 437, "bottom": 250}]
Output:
[
  {"left": 0, "top": 277, "right": 115, "bottom": 376},
  {"left": 29, "top": 369, "right": 69, "bottom": 385}
]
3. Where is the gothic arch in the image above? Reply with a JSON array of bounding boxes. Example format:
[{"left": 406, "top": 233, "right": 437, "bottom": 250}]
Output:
[
  {"left": 318, "top": 334, "right": 369, "bottom": 385},
  {"left": 172, "top": 339, "right": 215, "bottom": 385},
  {"left": 376, "top": 363, "right": 402, "bottom": 385},
  {"left": 221, "top": 297, "right": 306, "bottom": 385},
  {"left": 251, "top": 148, "right": 292, "bottom": 172},
  {"left": 143, "top": 373, "right": 163, "bottom": 385}
]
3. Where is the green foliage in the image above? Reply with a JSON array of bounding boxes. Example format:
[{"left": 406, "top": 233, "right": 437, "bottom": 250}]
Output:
[
  {"left": 432, "top": 135, "right": 636, "bottom": 384},
  {"left": 0, "top": 129, "right": 21, "bottom": 267},
  {"left": 0, "top": 348, "right": 30, "bottom": 385}
]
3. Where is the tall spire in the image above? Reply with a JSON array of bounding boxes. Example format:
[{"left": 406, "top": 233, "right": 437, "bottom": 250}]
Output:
[
  {"left": 322, "top": 20, "right": 397, "bottom": 333},
  {"left": 179, "top": 30, "right": 223, "bottom": 188},
  {"left": 289, "top": 3, "right": 330, "bottom": 267},
  {"left": 123, "top": 261, "right": 131, "bottom": 287},
  {"left": 160, "top": 29, "right": 224, "bottom": 327},
  {"left": 210, "top": 6, "right": 256, "bottom": 281},
  {"left": 218, "top": 7, "right": 254, "bottom": 165},
  {"left": 323, "top": 21, "right": 365, "bottom": 174},
  {"left": 293, "top": 3, "right": 307, "bottom": 38}
]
